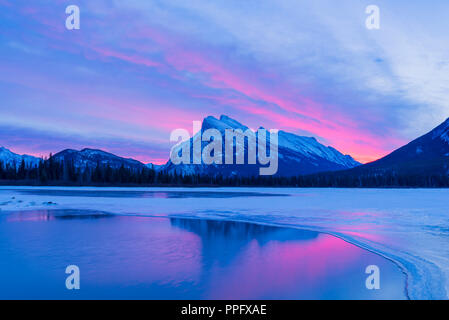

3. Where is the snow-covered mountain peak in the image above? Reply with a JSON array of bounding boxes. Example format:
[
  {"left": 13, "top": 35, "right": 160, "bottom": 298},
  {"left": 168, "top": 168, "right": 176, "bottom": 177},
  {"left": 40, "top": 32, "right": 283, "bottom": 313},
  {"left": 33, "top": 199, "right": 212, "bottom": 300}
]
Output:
[
  {"left": 164, "top": 115, "right": 361, "bottom": 176},
  {"left": 0, "top": 147, "right": 40, "bottom": 168},
  {"left": 52, "top": 148, "right": 145, "bottom": 169},
  {"left": 0, "top": 147, "right": 11, "bottom": 155},
  {"left": 202, "top": 115, "right": 249, "bottom": 132}
]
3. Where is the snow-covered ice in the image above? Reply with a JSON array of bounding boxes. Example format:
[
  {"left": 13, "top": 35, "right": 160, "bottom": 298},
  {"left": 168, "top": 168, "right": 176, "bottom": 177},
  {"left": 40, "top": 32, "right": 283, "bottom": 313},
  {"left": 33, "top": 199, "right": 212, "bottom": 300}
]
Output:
[{"left": 1, "top": 186, "right": 448, "bottom": 299}]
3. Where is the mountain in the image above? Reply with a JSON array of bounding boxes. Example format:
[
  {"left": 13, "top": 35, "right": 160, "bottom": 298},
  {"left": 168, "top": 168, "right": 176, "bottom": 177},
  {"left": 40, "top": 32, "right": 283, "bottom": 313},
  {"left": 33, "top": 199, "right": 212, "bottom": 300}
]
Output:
[
  {"left": 146, "top": 163, "right": 162, "bottom": 171},
  {"left": 162, "top": 115, "right": 360, "bottom": 177},
  {"left": 0, "top": 147, "right": 40, "bottom": 168},
  {"left": 354, "top": 117, "right": 449, "bottom": 175},
  {"left": 302, "top": 118, "right": 449, "bottom": 187},
  {"left": 52, "top": 148, "right": 148, "bottom": 170},
  {"left": 3, "top": 117, "right": 449, "bottom": 186}
]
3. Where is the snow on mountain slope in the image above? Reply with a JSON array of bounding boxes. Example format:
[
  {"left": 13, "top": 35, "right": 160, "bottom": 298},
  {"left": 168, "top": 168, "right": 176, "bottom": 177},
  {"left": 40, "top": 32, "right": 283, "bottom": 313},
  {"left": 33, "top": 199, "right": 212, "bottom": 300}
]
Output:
[
  {"left": 0, "top": 147, "right": 40, "bottom": 168},
  {"left": 201, "top": 115, "right": 249, "bottom": 132},
  {"left": 357, "top": 117, "right": 449, "bottom": 175},
  {"left": 202, "top": 115, "right": 359, "bottom": 167},
  {"left": 277, "top": 130, "right": 360, "bottom": 168},
  {"left": 52, "top": 148, "right": 147, "bottom": 170},
  {"left": 163, "top": 115, "right": 360, "bottom": 176}
]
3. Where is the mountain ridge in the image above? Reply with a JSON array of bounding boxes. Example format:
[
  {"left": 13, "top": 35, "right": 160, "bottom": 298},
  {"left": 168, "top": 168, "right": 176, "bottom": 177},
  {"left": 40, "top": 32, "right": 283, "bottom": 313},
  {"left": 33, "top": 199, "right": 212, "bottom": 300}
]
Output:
[
  {"left": 357, "top": 117, "right": 449, "bottom": 175},
  {"left": 1, "top": 115, "right": 361, "bottom": 177},
  {"left": 162, "top": 115, "right": 360, "bottom": 176},
  {"left": 0, "top": 147, "right": 40, "bottom": 168},
  {"left": 52, "top": 148, "right": 147, "bottom": 170},
  {"left": 2, "top": 116, "right": 449, "bottom": 187},
  {"left": 304, "top": 117, "right": 449, "bottom": 186}
]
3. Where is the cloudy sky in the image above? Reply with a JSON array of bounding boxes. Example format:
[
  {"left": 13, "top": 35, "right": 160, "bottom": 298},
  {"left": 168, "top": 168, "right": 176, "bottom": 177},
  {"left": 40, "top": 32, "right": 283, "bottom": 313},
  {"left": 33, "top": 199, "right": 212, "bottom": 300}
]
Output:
[{"left": 1, "top": 0, "right": 448, "bottom": 163}]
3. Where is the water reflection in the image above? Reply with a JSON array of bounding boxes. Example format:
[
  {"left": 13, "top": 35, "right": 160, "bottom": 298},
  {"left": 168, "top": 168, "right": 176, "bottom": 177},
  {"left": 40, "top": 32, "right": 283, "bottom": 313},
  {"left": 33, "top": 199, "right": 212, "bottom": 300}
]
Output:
[
  {"left": 171, "top": 217, "right": 319, "bottom": 243},
  {"left": 170, "top": 218, "right": 320, "bottom": 268},
  {"left": 5, "top": 209, "right": 114, "bottom": 222},
  {"left": 169, "top": 218, "right": 406, "bottom": 299},
  {"left": 0, "top": 210, "right": 406, "bottom": 299}
]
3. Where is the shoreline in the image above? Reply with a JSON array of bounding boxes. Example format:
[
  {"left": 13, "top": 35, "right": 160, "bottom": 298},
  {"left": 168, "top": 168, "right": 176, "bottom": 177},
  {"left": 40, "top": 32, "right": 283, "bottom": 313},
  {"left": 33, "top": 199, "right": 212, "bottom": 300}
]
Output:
[
  {"left": 161, "top": 214, "right": 412, "bottom": 300},
  {"left": 1, "top": 183, "right": 449, "bottom": 190},
  {"left": 0, "top": 209, "right": 409, "bottom": 300},
  {"left": 1, "top": 186, "right": 447, "bottom": 299}
]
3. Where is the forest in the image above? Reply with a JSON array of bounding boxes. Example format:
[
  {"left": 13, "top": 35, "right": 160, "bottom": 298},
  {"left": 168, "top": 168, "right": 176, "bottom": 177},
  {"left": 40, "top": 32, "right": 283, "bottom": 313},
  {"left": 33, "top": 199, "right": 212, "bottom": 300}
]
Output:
[{"left": 1, "top": 157, "right": 449, "bottom": 188}]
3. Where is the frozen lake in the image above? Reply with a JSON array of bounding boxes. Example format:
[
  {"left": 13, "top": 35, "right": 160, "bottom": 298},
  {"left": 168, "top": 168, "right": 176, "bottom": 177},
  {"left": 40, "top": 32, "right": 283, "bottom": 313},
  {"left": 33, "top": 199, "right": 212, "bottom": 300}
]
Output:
[
  {"left": 1, "top": 186, "right": 448, "bottom": 299},
  {"left": 0, "top": 210, "right": 405, "bottom": 299}
]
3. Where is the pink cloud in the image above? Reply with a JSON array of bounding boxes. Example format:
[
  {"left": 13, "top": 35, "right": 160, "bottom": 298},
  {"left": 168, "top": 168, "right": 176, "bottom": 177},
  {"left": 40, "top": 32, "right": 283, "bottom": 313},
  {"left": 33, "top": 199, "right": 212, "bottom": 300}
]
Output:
[{"left": 4, "top": 5, "right": 407, "bottom": 163}]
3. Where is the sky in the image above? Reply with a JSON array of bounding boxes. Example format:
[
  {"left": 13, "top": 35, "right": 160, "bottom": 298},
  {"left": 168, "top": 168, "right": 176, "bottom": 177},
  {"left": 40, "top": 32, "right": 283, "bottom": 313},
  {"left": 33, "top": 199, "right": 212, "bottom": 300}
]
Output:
[{"left": 0, "top": 0, "right": 448, "bottom": 164}]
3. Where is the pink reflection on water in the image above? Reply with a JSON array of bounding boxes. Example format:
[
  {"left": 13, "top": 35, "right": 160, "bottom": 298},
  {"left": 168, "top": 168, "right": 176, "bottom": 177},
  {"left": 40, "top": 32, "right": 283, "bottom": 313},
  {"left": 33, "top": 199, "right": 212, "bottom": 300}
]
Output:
[
  {"left": 0, "top": 212, "right": 406, "bottom": 299},
  {"left": 208, "top": 233, "right": 362, "bottom": 299}
]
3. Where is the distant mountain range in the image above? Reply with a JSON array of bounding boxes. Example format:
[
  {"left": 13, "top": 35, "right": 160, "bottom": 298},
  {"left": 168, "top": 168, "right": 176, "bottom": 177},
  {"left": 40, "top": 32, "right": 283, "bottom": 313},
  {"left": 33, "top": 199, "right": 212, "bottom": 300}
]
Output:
[
  {"left": 0, "top": 115, "right": 361, "bottom": 176},
  {"left": 2, "top": 115, "right": 449, "bottom": 182}
]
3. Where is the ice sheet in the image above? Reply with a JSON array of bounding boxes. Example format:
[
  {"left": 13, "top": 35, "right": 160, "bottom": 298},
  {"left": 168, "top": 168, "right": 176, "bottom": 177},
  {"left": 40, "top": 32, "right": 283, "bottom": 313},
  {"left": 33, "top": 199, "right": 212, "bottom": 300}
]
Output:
[{"left": 1, "top": 186, "right": 448, "bottom": 299}]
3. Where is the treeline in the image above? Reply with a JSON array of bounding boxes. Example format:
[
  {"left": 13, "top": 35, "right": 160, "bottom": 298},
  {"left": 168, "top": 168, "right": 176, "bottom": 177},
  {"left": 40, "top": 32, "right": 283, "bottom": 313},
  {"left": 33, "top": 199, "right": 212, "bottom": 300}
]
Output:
[
  {"left": 1, "top": 158, "right": 449, "bottom": 187},
  {"left": 294, "top": 170, "right": 449, "bottom": 188},
  {"left": 0, "top": 157, "right": 158, "bottom": 185},
  {"left": 0, "top": 158, "right": 293, "bottom": 186}
]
